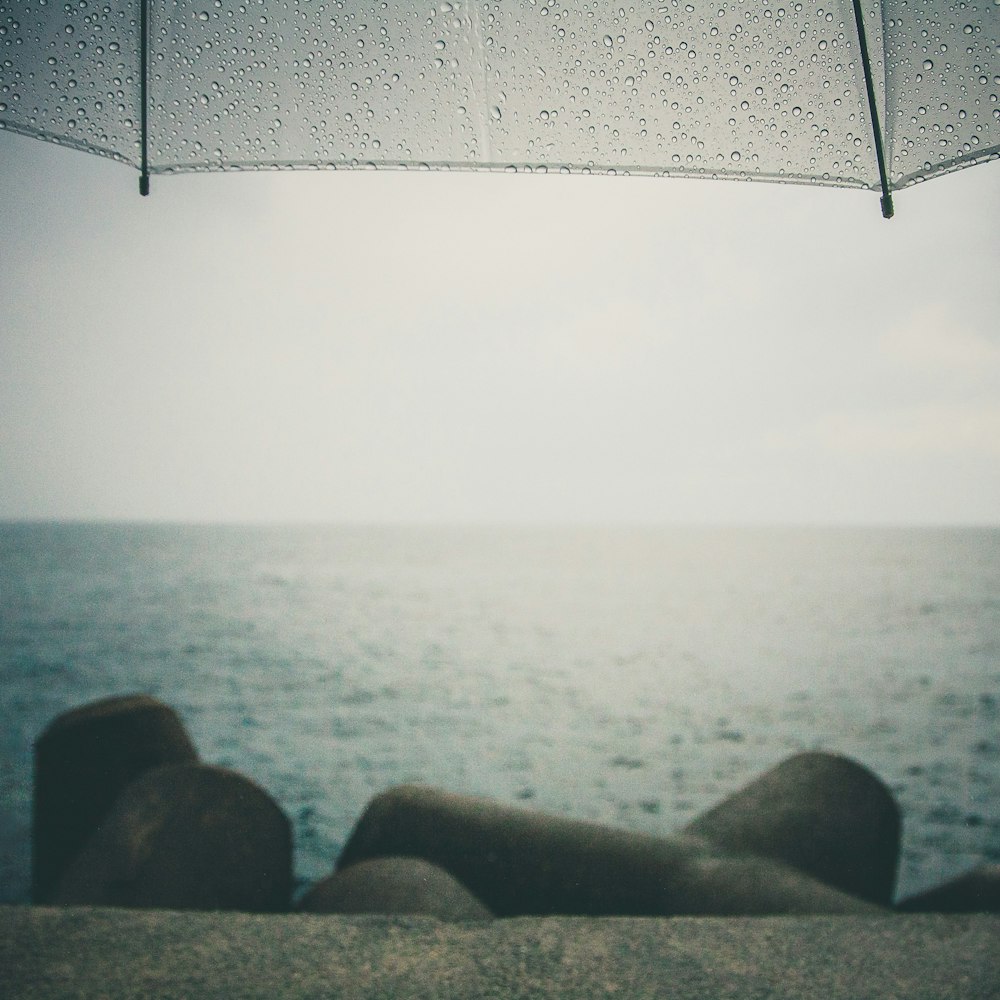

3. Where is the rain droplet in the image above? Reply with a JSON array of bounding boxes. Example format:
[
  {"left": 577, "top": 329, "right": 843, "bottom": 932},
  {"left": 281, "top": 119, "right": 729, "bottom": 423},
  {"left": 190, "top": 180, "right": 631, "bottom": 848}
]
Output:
[
  {"left": 923, "top": 59, "right": 933, "bottom": 70},
  {"left": 792, "top": 106, "right": 802, "bottom": 116},
  {"left": 198, "top": 10, "right": 209, "bottom": 21},
  {"left": 490, "top": 106, "right": 502, "bottom": 121},
  {"left": 603, "top": 35, "right": 613, "bottom": 47}
]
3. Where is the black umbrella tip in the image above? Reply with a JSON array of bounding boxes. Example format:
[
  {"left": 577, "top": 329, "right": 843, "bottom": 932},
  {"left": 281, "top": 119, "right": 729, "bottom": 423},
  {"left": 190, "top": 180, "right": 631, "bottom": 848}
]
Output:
[
  {"left": 139, "top": 172, "right": 150, "bottom": 197},
  {"left": 881, "top": 193, "right": 894, "bottom": 219}
]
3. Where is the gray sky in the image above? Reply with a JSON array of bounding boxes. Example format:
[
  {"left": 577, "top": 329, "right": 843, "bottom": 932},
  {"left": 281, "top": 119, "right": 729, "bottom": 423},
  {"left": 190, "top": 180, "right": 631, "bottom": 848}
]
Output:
[{"left": 2, "top": 131, "right": 999, "bottom": 525}]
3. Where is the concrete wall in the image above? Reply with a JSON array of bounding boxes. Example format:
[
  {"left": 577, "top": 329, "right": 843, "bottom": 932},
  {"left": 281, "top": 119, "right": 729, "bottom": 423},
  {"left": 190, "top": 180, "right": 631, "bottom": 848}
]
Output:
[{"left": 2, "top": 906, "right": 997, "bottom": 999}]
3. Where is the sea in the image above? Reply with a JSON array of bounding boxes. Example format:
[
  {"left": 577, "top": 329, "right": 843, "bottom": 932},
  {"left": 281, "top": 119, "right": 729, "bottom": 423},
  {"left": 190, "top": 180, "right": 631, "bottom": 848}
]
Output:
[{"left": 1, "top": 522, "right": 998, "bottom": 906}]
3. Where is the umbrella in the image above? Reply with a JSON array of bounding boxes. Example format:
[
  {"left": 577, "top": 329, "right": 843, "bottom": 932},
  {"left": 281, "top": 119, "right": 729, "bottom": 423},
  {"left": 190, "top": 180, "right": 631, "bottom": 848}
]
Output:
[{"left": 1, "top": 1, "right": 996, "bottom": 216}]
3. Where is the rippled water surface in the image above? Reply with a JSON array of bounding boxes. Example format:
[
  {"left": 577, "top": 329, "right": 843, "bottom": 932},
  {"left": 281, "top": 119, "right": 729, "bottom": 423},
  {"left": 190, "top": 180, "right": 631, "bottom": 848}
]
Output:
[{"left": 2, "top": 523, "right": 998, "bottom": 903}]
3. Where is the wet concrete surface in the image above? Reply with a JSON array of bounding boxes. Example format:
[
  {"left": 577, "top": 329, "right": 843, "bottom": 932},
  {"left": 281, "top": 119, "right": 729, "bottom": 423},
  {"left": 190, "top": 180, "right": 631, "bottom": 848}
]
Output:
[{"left": 2, "top": 906, "right": 997, "bottom": 999}]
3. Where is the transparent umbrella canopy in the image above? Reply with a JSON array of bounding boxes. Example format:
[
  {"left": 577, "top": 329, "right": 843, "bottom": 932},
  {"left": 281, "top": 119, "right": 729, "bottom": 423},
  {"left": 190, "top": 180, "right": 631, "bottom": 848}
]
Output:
[{"left": 1, "top": 0, "right": 997, "bottom": 215}]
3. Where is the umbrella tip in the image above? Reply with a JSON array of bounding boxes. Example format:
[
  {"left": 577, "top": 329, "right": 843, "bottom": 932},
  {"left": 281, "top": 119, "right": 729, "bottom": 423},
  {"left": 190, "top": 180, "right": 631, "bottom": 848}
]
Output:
[
  {"left": 881, "top": 193, "right": 894, "bottom": 219},
  {"left": 139, "top": 172, "right": 150, "bottom": 197}
]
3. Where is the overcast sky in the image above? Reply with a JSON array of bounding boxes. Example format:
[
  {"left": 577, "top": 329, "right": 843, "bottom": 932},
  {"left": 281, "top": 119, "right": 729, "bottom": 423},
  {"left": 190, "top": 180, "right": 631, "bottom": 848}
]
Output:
[{"left": 2, "top": 130, "right": 998, "bottom": 525}]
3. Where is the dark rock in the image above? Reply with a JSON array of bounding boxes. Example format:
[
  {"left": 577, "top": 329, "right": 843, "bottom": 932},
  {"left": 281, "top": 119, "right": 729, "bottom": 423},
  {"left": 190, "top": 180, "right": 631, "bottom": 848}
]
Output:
[
  {"left": 298, "top": 857, "right": 493, "bottom": 920},
  {"left": 897, "top": 865, "right": 1000, "bottom": 913},
  {"left": 53, "top": 763, "right": 292, "bottom": 912},
  {"left": 336, "top": 784, "right": 880, "bottom": 917},
  {"left": 684, "top": 751, "right": 900, "bottom": 905},
  {"left": 33, "top": 694, "right": 199, "bottom": 903}
]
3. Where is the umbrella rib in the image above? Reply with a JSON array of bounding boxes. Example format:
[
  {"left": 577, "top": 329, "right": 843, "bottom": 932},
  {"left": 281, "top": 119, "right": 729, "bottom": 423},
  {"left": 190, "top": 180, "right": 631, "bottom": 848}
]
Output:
[
  {"left": 851, "top": 0, "right": 893, "bottom": 219},
  {"left": 139, "top": 0, "right": 150, "bottom": 196}
]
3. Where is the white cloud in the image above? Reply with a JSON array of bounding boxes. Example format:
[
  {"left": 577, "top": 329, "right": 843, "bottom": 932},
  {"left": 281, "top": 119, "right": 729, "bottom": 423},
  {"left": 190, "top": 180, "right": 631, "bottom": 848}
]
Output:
[
  {"left": 534, "top": 298, "right": 667, "bottom": 374},
  {"left": 878, "top": 306, "right": 1000, "bottom": 372},
  {"left": 813, "top": 402, "right": 1000, "bottom": 458}
]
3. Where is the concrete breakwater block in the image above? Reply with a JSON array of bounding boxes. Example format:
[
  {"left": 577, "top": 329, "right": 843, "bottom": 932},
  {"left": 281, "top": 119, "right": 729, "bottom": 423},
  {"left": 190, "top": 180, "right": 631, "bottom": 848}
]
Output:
[
  {"left": 337, "top": 784, "right": 880, "bottom": 916},
  {"left": 897, "top": 865, "right": 1000, "bottom": 913},
  {"left": 52, "top": 763, "right": 293, "bottom": 912},
  {"left": 299, "top": 857, "right": 493, "bottom": 920},
  {"left": 33, "top": 694, "right": 199, "bottom": 903},
  {"left": 684, "top": 751, "right": 901, "bottom": 905}
]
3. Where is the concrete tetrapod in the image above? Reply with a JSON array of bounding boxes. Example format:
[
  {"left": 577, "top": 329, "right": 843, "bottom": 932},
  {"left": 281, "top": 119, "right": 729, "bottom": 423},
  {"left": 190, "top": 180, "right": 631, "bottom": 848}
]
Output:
[
  {"left": 336, "top": 784, "right": 881, "bottom": 917},
  {"left": 897, "top": 865, "right": 1000, "bottom": 913},
  {"left": 33, "top": 694, "right": 199, "bottom": 903},
  {"left": 299, "top": 857, "right": 493, "bottom": 920},
  {"left": 53, "top": 763, "right": 293, "bottom": 912},
  {"left": 683, "top": 751, "right": 901, "bottom": 905}
]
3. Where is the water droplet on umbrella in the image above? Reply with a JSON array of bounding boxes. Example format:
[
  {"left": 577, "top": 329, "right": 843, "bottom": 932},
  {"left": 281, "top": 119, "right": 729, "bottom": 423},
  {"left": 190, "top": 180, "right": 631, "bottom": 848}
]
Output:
[
  {"left": 923, "top": 59, "right": 934, "bottom": 70},
  {"left": 603, "top": 35, "right": 613, "bottom": 47},
  {"left": 491, "top": 106, "right": 502, "bottom": 121}
]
